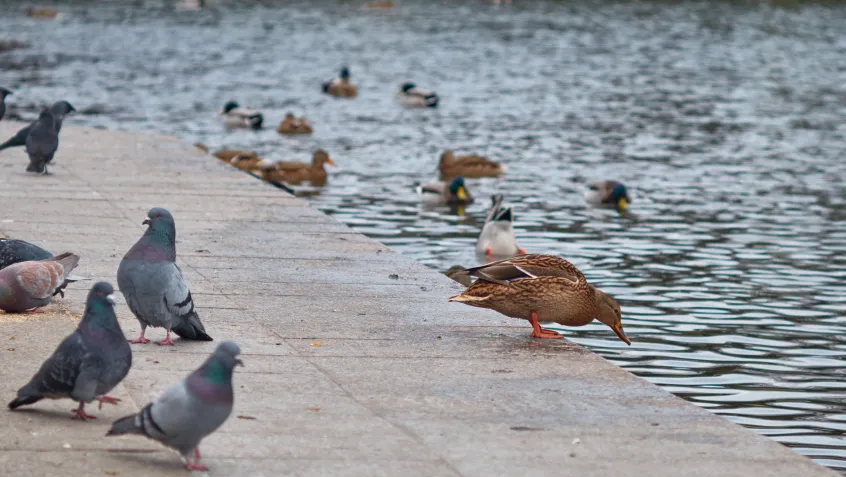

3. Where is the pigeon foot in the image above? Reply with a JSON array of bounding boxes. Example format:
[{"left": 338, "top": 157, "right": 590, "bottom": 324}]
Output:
[
  {"left": 70, "top": 403, "right": 96, "bottom": 421},
  {"left": 95, "top": 395, "right": 121, "bottom": 410}
]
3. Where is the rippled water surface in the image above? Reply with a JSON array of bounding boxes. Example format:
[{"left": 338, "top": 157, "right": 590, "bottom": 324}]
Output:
[{"left": 2, "top": 0, "right": 846, "bottom": 470}]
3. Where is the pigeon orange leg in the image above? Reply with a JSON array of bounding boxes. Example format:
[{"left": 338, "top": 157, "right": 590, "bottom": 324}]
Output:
[
  {"left": 155, "top": 330, "right": 175, "bottom": 346},
  {"left": 96, "top": 395, "right": 121, "bottom": 409},
  {"left": 71, "top": 402, "right": 96, "bottom": 421},
  {"left": 528, "top": 311, "right": 562, "bottom": 339},
  {"left": 185, "top": 452, "right": 208, "bottom": 472},
  {"left": 129, "top": 328, "right": 150, "bottom": 344},
  {"left": 25, "top": 307, "right": 44, "bottom": 314}
]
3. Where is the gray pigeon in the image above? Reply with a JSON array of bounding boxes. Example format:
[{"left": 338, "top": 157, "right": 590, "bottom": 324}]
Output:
[
  {"left": 25, "top": 109, "right": 59, "bottom": 174},
  {"left": 117, "top": 207, "right": 212, "bottom": 345},
  {"left": 0, "top": 100, "right": 74, "bottom": 152},
  {"left": 9, "top": 282, "right": 132, "bottom": 420},
  {"left": 0, "top": 252, "right": 79, "bottom": 312},
  {"left": 107, "top": 341, "right": 241, "bottom": 471},
  {"left": 0, "top": 87, "right": 11, "bottom": 121},
  {"left": 0, "top": 238, "right": 87, "bottom": 297}
]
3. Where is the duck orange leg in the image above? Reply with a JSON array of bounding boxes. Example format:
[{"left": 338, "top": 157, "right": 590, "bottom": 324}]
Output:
[{"left": 528, "top": 311, "right": 562, "bottom": 339}]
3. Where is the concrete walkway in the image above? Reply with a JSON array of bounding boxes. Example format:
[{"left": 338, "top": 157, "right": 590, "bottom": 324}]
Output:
[{"left": 0, "top": 121, "right": 837, "bottom": 477}]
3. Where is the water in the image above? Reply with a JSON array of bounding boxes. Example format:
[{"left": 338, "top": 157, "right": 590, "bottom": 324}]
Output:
[{"left": 2, "top": 0, "right": 846, "bottom": 470}]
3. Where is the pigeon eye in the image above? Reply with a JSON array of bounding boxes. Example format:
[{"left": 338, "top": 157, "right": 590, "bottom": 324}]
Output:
[{"left": 155, "top": 214, "right": 161, "bottom": 218}]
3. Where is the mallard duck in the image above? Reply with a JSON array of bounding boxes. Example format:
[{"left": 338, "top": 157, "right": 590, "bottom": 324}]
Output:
[
  {"left": 476, "top": 194, "right": 526, "bottom": 259},
  {"left": 418, "top": 176, "right": 474, "bottom": 206},
  {"left": 276, "top": 113, "right": 313, "bottom": 135},
  {"left": 220, "top": 101, "right": 263, "bottom": 129},
  {"left": 444, "top": 265, "right": 472, "bottom": 287},
  {"left": 212, "top": 149, "right": 262, "bottom": 171},
  {"left": 585, "top": 180, "right": 631, "bottom": 210},
  {"left": 25, "top": 6, "right": 60, "bottom": 18},
  {"left": 322, "top": 67, "right": 358, "bottom": 98},
  {"left": 439, "top": 150, "right": 503, "bottom": 179},
  {"left": 259, "top": 149, "right": 336, "bottom": 186},
  {"left": 397, "top": 82, "right": 439, "bottom": 108},
  {"left": 449, "top": 254, "right": 630, "bottom": 344}
]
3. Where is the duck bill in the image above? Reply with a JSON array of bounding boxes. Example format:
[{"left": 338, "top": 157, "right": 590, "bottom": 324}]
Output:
[
  {"left": 456, "top": 187, "right": 467, "bottom": 201},
  {"left": 617, "top": 198, "right": 628, "bottom": 210},
  {"left": 611, "top": 324, "right": 631, "bottom": 345},
  {"left": 325, "top": 158, "right": 337, "bottom": 167}
]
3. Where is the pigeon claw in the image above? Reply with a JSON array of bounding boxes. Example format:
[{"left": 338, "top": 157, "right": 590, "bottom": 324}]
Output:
[
  {"left": 155, "top": 337, "right": 175, "bottom": 346},
  {"left": 185, "top": 460, "right": 208, "bottom": 472},
  {"left": 129, "top": 337, "right": 150, "bottom": 344},
  {"left": 95, "top": 395, "right": 121, "bottom": 410},
  {"left": 70, "top": 403, "right": 96, "bottom": 421}
]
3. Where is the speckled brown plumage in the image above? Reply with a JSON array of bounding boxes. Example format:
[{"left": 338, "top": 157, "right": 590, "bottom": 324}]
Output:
[
  {"left": 276, "top": 114, "right": 313, "bottom": 135},
  {"left": 260, "top": 150, "right": 336, "bottom": 186},
  {"left": 439, "top": 150, "right": 504, "bottom": 179},
  {"left": 449, "top": 254, "right": 630, "bottom": 344}
]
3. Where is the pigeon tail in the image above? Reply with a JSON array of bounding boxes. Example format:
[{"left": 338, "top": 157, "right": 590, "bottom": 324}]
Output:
[
  {"left": 171, "top": 311, "right": 213, "bottom": 341},
  {"left": 107, "top": 414, "right": 143, "bottom": 436},
  {"left": 50, "top": 252, "right": 80, "bottom": 272}
]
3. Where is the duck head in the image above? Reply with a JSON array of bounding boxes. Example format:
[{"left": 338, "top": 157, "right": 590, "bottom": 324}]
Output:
[
  {"left": 401, "top": 82, "right": 416, "bottom": 93},
  {"left": 221, "top": 101, "right": 239, "bottom": 115},
  {"left": 448, "top": 176, "right": 469, "bottom": 202},
  {"left": 339, "top": 66, "right": 350, "bottom": 80},
  {"left": 593, "top": 287, "right": 630, "bottom": 345},
  {"left": 313, "top": 149, "right": 337, "bottom": 167},
  {"left": 609, "top": 183, "right": 630, "bottom": 210}
]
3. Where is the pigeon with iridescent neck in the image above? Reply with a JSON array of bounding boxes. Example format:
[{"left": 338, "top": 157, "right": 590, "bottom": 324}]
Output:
[
  {"left": 0, "top": 100, "right": 75, "bottom": 152},
  {"left": 117, "top": 207, "right": 212, "bottom": 345},
  {"left": 8, "top": 282, "right": 132, "bottom": 420},
  {"left": 0, "top": 252, "right": 79, "bottom": 312},
  {"left": 107, "top": 341, "right": 242, "bottom": 471}
]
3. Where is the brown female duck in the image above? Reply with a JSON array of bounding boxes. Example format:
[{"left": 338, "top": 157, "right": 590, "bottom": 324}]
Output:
[
  {"left": 259, "top": 149, "right": 336, "bottom": 186},
  {"left": 449, "top": 254, "right": 630, "bottom": 344},
  {"left": 276, "top": 113, "right": 313, "bottom": 135},
  {"left": 439, "top": 150, "right": 504, "bottom": 179},
  {"left": 209, "top": 149, "right": 263, "bottom": 171}
]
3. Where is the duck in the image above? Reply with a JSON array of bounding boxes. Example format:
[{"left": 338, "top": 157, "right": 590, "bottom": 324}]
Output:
[
  {"left": 259, "top": 149, "right": 336, "bottom": 186},
  {"left": 212, "top": 149, "right": 262, "bottom": 171},
  {"left": 25, "top": 6, "right": 60, "bottom": 18},
  {"left": 322, "top": 66, "right": 358, "bottom": 98},
  {"left": 444, "top": 265, "right": 472, "bottom": 287},
  {"left": 397, "top": 82, "right": 439, "bottom": 108},
  {"left": 439, "top": 150, "right": 503, "bottom": 179},
  {"left": 276, "top": 113, "right": 313, "bottom": 135},
  {"left": 448, "top": 254, "right": 630, "bottom": 344},
  {"left": 418, "top": 176, "right": 474, "bottom": 206},
  {"left": 585, "top": 180, "right": 631, "bottom": 210},
  {"left": 365, "top": 1, "right": 394, "bottom": 9},
  {"left": 476, "top": 194, "right": 526, "bottom": 259},
  {"left": 219, "top": 101, "right": 263, "bottom": 129}
]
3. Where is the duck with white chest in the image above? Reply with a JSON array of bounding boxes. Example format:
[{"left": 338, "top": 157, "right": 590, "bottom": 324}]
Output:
[
  {"left": 219, "top": 101, "right": 263, "bottom": 129},
  {"left": 397, "top": 82, "right": 439, "bottom": 108}
]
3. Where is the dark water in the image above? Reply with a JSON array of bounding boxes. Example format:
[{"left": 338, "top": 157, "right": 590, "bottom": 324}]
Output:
[{"left": 2, "top": 0, "right": 846, "bottom": 470}]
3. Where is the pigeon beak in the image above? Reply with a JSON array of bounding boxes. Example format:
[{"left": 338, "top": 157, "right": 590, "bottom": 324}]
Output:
[
  {"left": 106, "top": 294, "right": 116, "bottom": 305},
  {"left": 235, "top": 358, "right": 244, "bottom": 367},
  {"left": 142, "top": 218, "right": 150, "bottom": 225}
]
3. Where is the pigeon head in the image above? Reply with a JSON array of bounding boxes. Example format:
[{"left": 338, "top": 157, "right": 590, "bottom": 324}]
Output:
[
  {"left": 81, "top": 282, "right": 121, "bottom": 332},
  {"left": 222, "top": 101, "right": 239, "bottom": 114},
  {"left": 142, "top": 207, "right": 177, "bottom": 243},
  {"left": 38, "top": 109, "right": 54, "bottom": 120},
  {"left": 216, "top": 341, "right": 243, "bottom": 367},
  {"left": 401, "top": 82, "right": 415, "bottom": 93},
  {"left": 339, "top": 66, "right": 350, "bottom": 79},
  {"left": 0, "top": 87, "right": 12, "bottom": 98},
  {"left": 50, "top": 100, "right": 76, "bottom": 116}
]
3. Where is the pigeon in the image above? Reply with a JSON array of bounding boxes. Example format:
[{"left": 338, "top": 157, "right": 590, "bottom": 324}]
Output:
[
  {"left": 0, "top": 252, "right": 79, "bottom": 312},
  {"left": 117, "top": 207, "right": 212, "bottom": 345},
  {"left": 8, "top": 282, "right": 132, "bottom": 420},
  {"left": 0, "top": 238, "right": 88, "bottom": 297},
  {"left": 25, "top": 109, "right": 59, "bottom": 174},
  {"left": 107, "top": 341, "right": 242, "bottom": 471},
  {"left": 0, "top": 87, "right": 12, "bottom": 121},
  {"left": 475, "top": 194, "right": 525, "bottom": 259},
  {"left": 0, "top": 100, "right": 74, "bottom": 152}
]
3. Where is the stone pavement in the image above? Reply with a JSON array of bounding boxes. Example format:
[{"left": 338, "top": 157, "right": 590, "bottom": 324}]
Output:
[{"left": 0, "top": 121, "right": 837, "bottom": 477}]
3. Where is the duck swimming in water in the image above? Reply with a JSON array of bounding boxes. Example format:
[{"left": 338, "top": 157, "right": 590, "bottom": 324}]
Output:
[
  {"left": 220, "top": 101, "right": 263, "bottom": 130},
  {"left": 397, "top": 82, "right": 439, "bottom": 108},
  {"left": 585, "top": 180, "right": 631, "bottom": 210}
]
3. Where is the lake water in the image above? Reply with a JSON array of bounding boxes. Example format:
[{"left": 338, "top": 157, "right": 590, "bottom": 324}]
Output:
[{"left": 2, "top": 0, "right": 846, "bottom": 471}]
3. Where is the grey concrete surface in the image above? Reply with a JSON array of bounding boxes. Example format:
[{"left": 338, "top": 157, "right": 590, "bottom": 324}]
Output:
[{"left": 0, "top": 121, "right": 838, "bottom": 476}]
